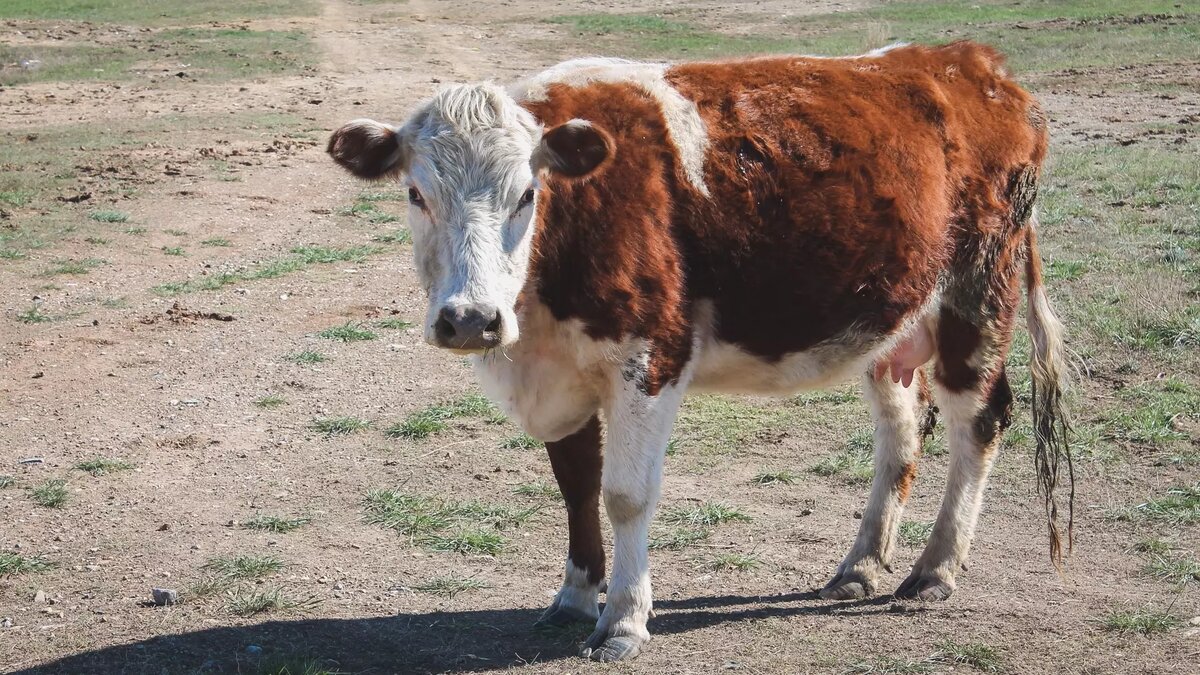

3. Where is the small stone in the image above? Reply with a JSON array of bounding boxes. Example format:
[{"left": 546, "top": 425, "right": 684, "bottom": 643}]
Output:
[
  {"left": 1189, "top": 616, "right": 1200, "bottom": 626},
  {"left": 333, "top": 582, "right": 344, "bottom": 591},
  {"left": 1, "top": 617, "right": 12, "bottom": 628},
  {"left": 246, "top": 645, "right": 263, "bottom": 655},
  {"left": 853, "top": 511, "right": 863, "bottom": 520},
  {"left": 33, "top": 590, "right": 47, "bottom": 604},
  {"left": 151, "top": 588, "right": 178, "bottom": 606}
]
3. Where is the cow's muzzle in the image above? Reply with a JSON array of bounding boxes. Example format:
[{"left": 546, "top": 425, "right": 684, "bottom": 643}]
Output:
[{"left": 433, "top": 303, "right": 502, "bottom": 351}]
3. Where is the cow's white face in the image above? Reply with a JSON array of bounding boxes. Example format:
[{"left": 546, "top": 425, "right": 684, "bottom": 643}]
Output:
[{"left": 328, "top": 84, "right": 611, "bottom": 354}]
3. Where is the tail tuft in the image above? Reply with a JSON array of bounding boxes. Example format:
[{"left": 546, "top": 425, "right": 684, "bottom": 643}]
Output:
[{"left": 1025, "top": 224, "right": 1074, "bottom": 566}]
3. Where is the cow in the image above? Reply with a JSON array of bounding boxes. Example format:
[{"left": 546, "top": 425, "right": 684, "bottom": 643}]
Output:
[{"left": 327, "top": 41, "right": 1073, "bottom": 662}]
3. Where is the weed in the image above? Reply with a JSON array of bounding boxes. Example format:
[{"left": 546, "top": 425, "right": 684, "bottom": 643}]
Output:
[
  {"left": 662, "top": 502, "right": 751, "bottom": 528},
  {"left": 811, "top": 429, "right": 875, "bottom": 484},
  {"left": 502, "top": 433, "right": 542, "bottom": 450},
  {"left": 201, "top": 237, "right": 232, "bottom": 247},
  {"left": 124, "top": 227, "right": 147, "bottom": 235},
  {"left": 411, "top": 575, "right": 489, "bottom": 598},
  {"left": 243, "top": 514, "right": 312, "bottom": 534},
  {"left": 708, "top": 552, "right": 761, "bottom": 572},
  {"left": 372, "top": 229, "right": 412, "bottom": 244},
  {"left": 254, "top": 395, "right": 287, "bottom": 409},
  {"left": 311, "top": 416, "right": 371, "bottom": 435},
  {"left": 750, "top": 469, "right": 800, "bottom": 485},
  {"left": 363, "top": 492, "right": 452, "bottom": 538},
  {"left": 1, "top": 248, "right": 26, "bottom": 259},
  {"left": 90, "top": 210, "right": 129, "bottom": 223},
  {"left": 845, "top": 656, "right": 933, "bottom": 674},
  {"left": 0, "top": 475, "right": 13, "bottom": 489},
  {"left": 162, "top": 246, "right": 185, "bottom": 256},
  {"left": 291, "top": 244, "right": 380, "bottom": 264},
  {"left": 363, "top": 490, "right": 535, "bottom": 555},
  {"left": 164, "top": 229, "right": 188, "bottom": 237},
  {"left": 386, "top": 394, "right": 496, "bottom": 440},
  {"left": 31, "top": 479, "right": 68, "bottom": 507},
  {"left": 42, "top": 258, "right": 103, "bottom": 276},
  {"left": 0, "top": 552, "right": 52, "bottom": 576},
  {"left": 1129, "top": 537, "right": 1175, "bottom": 555},
  {"left": 17, "top": 306, "right": 51, "bottom": 323},
  {"left": 317, "top": 322, "right": 377, "bottom": 342},
  {"left": 898, "top": 521, "right": 934, "bottom": 548},
  {"left": 285, "top": 350, "right": 326, "bottom": 365},
  {"left": 649, "top": 526, "right": 711, "bottom": 551},
  {"left": 225, "top": 586, "right": 319, "bottom": 616},
  {"left": 75, "top": 457, "right": 134, "bottom": 476},
  {"left": 203, "top": 554, "right": 284, "bottom": 581},
  {"left": 1100, "top": 608, "right": 1181, "bottom": 635}
]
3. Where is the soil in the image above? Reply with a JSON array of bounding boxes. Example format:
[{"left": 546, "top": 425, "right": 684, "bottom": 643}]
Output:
[{"left": 1, "top": 2, "right": 1197, "bottom": 674}]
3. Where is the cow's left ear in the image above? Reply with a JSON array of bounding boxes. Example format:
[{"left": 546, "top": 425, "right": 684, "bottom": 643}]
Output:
[
  {"left": 534, "top": 119, "right": 613, "bottom": 178},
  {"left": 327, "top": 118, "right": 407, "bottom": 180}
]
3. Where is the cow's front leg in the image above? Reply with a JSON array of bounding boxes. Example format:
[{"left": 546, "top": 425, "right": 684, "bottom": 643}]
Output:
[
  {"left": 581, "top": 373, "right": 686, "bottom": 662},
  {"left": 537, "top": 415, "right": 605, "bottom": 626}
]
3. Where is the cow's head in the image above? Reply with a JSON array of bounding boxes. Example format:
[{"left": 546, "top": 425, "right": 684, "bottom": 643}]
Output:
[{"left": 327, "top": 83, "right": 612, "bottom": 353}]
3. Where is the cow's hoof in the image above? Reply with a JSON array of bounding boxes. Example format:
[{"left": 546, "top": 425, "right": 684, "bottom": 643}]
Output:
[
  {"left": 581, "top": 631, "right": 645, "bottom": 662},
  {"left": 820, "top": 569, "right": 876, "bottom": 600},
  {"left": 894, "top": 570, "right": 955, "bottom": 601},
  {"left": 534, "top": 600, "right": 597, "bottom": 628}
]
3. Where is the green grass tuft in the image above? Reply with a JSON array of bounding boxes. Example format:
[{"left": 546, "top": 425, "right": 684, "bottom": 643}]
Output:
[
  {"left": 708, "top": 552, "right": 762, "bottom": 572},
  {"left": 0, "top": 475, "right": 13, "bottom": 489},
  {"left": 1100, "top": 608, "right": 1181, "bottom": 635},
  {"left": 203, "top": 554, "right": 284, "bottom": 581},
  {"left": 311, "top": 416, "right": 371, "bottom": 436},
  {"left": 31, "top": 479, "right": 68, "bottom": 507},
  {"left": 372, "top": 229, "right": 413, "bottom": 244},
  {"left": 750, "top": 469, "right": 800, "bottom": 485},
  {"left": 422, "top": 529, "right": 506, "bottom": 556},
  {"left": 254, "top": 395, "right": 287, "bottom": 409},
  {"left": 1109, "top": 484, "right": 1200, "bottom": 524},
  {"left": 317, "top": 322, "right": 377, "bottom": 342},
  {"left": 811, "top": 429, "right": 875, "bottom": 483},
  {"left": 933, "top": 641, "right": 1004, "bottom": 673},
  {"left": 662, "top": 502, "right": 752, "bottom": 528},
  {"left": 75, "top": 457, "right": 134, "bottom": 476},
  {"left": 243, "top": 514, "right": 312, "bottom": 534},
  {"left": 90, "top": 210, "right": 129, "bottom": 223},
  {"left": 376, "top": 317, "right": 414, "bottom": 330},
  {"left": 161, "top": 246, "right": 185, "bottom": 256},
  {"left": 284, "top": 350, "right": 326, "bottom": 365},
  {"left": 42, "top": 258, "right": 103, "bottom": 276},
  {"left": 17, "top": 306, "right": 51, "bottom": 323},
  {"left": 512, "top": 481, "right": 561, "bottom": 500},
  {"left": 0, "top": 552, "right": 53, "bottom": 576},
  {"left": 501, "top": 433, "right": 542, "bottom": 450},
  {"left": 898, "top": 521, "right": 934, "bottom": 548},
  {"left": 363, "top": 490, "right": 535, "bottom": 554},
  {"left": 200, "top": 237, "right": 232, "bottom": 247},
  {"left": 648, "top": 526, "right": 711, "bottom": 551},
  {"left": 225, "top": 586, "right": 319, "bottom": 617},
  {"left": 1142, "top": 554, "right": 1200, "bottom": 586},
  {"left": 386, "top": 393, "right": 497, "bottom": 440}
]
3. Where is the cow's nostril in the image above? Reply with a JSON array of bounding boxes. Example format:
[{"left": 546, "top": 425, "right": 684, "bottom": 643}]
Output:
[
  {"left": 484, "top": 313, "right": 502, "bottom": 334},
  {"left": 434, "top": 309, "right": 457, "bottom": 342}
]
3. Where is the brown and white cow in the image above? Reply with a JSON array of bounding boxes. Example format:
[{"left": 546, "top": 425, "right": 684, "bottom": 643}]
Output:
[{"left": 328, "top": 41, "right": 1073, "bottom": 662}]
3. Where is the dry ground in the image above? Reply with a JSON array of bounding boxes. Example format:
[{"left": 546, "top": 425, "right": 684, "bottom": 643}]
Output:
[{"left": 1, "top": 1, "right": 1198, "bottom": 673}]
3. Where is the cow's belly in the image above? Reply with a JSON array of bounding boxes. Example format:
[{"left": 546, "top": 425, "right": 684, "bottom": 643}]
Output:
[{"left": 690, "top": 337, "right": 878, "bottom": 395}]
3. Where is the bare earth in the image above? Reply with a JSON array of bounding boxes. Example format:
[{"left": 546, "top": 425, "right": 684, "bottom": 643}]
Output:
[{"left": 1, "top": 1, "right": 1198, "bottom": 674}]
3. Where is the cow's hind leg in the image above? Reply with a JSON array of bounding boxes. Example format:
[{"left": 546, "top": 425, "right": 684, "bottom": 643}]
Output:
[
  {"left": 895, "top": 310, "right": 1015, "bottom": 600},
  {"left": 821, "top": 371, "right": 922, "bottom": 599},
  {"left": 538, "top": 415, "right": 606, "bottom": 626}
]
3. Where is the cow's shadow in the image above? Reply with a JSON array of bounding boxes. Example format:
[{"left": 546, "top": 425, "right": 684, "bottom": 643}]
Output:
[{"left": 14, "top": 591, "right": 909, "bottom": 674}]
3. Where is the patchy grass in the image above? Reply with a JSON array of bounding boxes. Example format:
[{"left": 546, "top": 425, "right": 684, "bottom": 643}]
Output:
[
  {"left": 252, "top": 657, "right": 345, "bottom": 675},
  {"left": 153, "top": 245, "right": 383, "bottom": 295},
  {"left": 933, "top": 641, "right": 1004, "bottom": 673},
  {"left": 42, "top": 258, "right": 103, "bottom": 276},
  {"left": 501, "top": 433, "right": 542, "bottom": 450},
  {"left": 662, "top": 502, "right": 752, "bottom": 528},
  {"left": 1109, "top": 484, "right": 1200, "bottom": 525},
  {"left": 75, "top": 457, "right": 134, "bottom": 476},
  {"left": 811, "top": 429, "right": 875, "bottom": 484},
  {"left": 674, "top": 394, "right": 798, "bottom": 455},
  {"left": 84, "top": 236, "right": 109, "bottom": 245},
  {"left": 363, "top": 490, "right": 535, "bottom": 555},
  {"left": 649, "top": 526, "right": 711, "bottom": 551},
  {"left": 1142, "top": 554, "right": 1200, "bottom": 586},
  {"left": 845, "top": 656, "right": 934, "bottom": 674},
  {"left": 317, "top": 322, "right": 377, "bottom": 342},
  {"left": 201, "top": 237, "right": 232, "bottom": 247},
  {"left": 203, "top": 554, "right": 284, "bottom": 581},
  {"left": 1129, "top": 537, "right": 1175, "bottom": 556},
  {"left": 225, "top": 586, "right": 319, "bottom": 617},
  {"left": 89, "top": 210, "right": 129, "bottom": 223},
  {"left": 243, "top": 514, "right": 312, "bottom": 534},
  {"left": 1100, "top": 608, "right": 1181, "bottom": 635},
  {"left": 1102, "top": 378, "right": 1199, "bottom": 447},
  {"left": 372, "top": 229, "right": 412, "bottom": 244},
  {"left": 423, "top": 529, "right": 506, "bottom": 556},
  {"left": 284, "top": 350, "right": 327, "bottom": 365},
  {"left": 386, "top": 393, "right": 496, "bottom": 440},
  {"left": 898, "top": 521, "right": 934, "bottom": 548},
  {"left": 31, "top": 479, "right": 68, "bottom": 507},
  {"left": 162, "top": 246, "right": 185, "bottom": 256},
  {"left": 0, "top": 475, "right": 13, "bottom": 489},
  {"left": 311, "top": 416, "right": 371, "bottom": 436},
  {"left": 124, "top": 226, "right": 147, "bottom": 235},
  {"left": 1, "top": 248, "right": 27, "bottom": 260},
  {"left": 0, "top": 552, "right": 53, "bottom": 576},
  {"left": 254, "top": 395, "right": 288, "bottom": 409},
  {"left": 750, "top": 469, "right": 800, "bottom": 485},
  {"left": 376, "top": 317, "right": 414, "bottom": 330},
  {"left": 0, "top": 0, "right": 318, "bottom": 24},
  {"left": 513, "top": 481, "right": 561, "bottom": 500},
  {"left": 17, "top": 306, "right": 51, "bottom": 324},
  {"left": 411, "top": 575, "right": 489, "bottom": 599},
  {"left": 707, "top": 552, "right": 762, "bottom": 572}
]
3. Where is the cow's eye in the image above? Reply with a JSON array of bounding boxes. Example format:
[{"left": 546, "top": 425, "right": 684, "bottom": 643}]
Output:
[
  {"left": 516, "top": 188, "right": 536, "bottom": 210},
  {"left": 408, "top": 187, "right": 424, "bottom": 207}
]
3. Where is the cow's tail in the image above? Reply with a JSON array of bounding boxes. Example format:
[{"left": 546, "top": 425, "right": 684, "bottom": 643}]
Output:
[{"left": 1024, "top": 221, "right": 1074, "bottom": 567}]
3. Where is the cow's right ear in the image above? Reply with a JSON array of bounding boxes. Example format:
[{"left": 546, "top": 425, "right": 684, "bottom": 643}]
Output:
[
  {"left": 534, "top": 119, "right": 613, "bottom": 178},
  {"left": 327, "top": 119, "right": 406, "bottom": 180}
]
